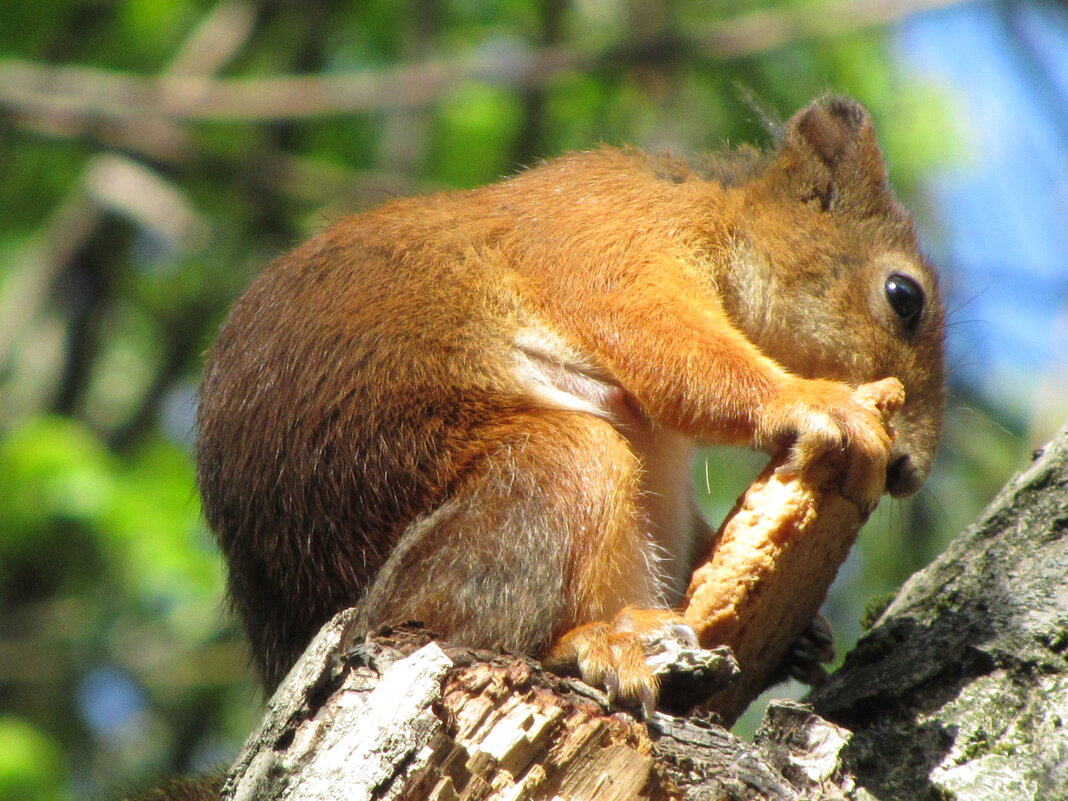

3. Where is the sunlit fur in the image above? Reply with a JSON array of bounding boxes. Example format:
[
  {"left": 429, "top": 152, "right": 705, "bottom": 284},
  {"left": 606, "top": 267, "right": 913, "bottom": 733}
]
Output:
[{"left": 196, "top": 97, "right": 945, "bottom": 698}]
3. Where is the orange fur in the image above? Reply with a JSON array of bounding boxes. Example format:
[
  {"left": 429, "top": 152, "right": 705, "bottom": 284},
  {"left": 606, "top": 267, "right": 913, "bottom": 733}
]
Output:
[{"left": 196, "top": 97, "right": 945, "bottom": 708}]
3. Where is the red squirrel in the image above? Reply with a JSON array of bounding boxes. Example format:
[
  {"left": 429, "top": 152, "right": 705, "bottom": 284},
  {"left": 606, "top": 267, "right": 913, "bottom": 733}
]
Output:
[{"left": 196, "top": 96, "right": 945, "bottom": 710}]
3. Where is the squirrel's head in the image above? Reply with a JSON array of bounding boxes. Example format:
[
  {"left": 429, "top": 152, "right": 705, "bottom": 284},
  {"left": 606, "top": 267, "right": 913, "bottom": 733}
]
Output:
[{"left": 723, "top": 96, "right": 946, "bottom": 497}]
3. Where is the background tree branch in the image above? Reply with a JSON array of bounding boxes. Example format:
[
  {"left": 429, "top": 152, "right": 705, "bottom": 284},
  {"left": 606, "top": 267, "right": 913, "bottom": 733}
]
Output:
[{"left": 1, "top": 0, "right": 967, "bottom": 127}]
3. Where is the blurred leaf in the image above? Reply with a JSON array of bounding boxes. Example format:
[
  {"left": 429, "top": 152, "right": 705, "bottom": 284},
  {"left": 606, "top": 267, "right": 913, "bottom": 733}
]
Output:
[
  {"left": 427, "top": 82, "right": 524, "bottom": 186},
  {"left": 0, "top": 417, "right": 116, "bottom": 548},
  {"left": 117, "top": 0, "right": 197, "bottom": 63},
  {"left": 0, "top": 0, "right": 73, "bottom": 54},
  {"left": 0, "top": 716, "right": 65, "bottom": 801},
  {"left": 104, "top": 440, "right": 224, "bottom": 640}
]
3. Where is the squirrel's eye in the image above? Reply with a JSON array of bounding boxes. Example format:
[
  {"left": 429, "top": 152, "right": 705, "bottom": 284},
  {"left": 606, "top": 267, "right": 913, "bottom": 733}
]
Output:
[{"left": 885, "top": 273, "right": 924, "bottom": 334}]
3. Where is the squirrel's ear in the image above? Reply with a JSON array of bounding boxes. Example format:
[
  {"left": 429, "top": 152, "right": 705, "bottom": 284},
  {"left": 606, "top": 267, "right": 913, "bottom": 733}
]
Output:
[{"left": 776, "top": 96, "right": 892, "bottom": 215}]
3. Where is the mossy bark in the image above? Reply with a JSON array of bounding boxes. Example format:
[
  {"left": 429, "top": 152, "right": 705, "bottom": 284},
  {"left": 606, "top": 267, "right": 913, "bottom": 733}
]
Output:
[{"left": 812, "top": 422, "right": 1068, "bottom": 800}]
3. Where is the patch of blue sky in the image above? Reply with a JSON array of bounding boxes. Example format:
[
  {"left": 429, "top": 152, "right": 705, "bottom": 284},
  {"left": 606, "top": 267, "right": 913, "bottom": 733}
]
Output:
[{"left": 894, "top": 1, "right": 1068, "bottom": 404}]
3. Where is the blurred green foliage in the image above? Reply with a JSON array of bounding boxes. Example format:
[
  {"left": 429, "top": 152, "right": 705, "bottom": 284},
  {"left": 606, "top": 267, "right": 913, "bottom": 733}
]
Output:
[
  {"left": 0, "top": 715, "right": 65, "bottom": 801},
  {"left": 0, "top": 0, "right": 1034, "bottom": 798}
]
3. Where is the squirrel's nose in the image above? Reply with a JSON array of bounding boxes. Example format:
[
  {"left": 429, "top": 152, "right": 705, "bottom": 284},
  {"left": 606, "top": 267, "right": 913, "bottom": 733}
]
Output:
[{"left": 886, "top": 452, "right": 923, "bottom": 497}]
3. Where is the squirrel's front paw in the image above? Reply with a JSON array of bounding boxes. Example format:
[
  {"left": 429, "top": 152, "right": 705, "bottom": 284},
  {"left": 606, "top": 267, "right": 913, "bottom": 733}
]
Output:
[
  {"left": 755, "top": 376, "right": 905, "bottom": 512},
  {"left": 542, "top": 608, "right": 697, "bottom": 717}
]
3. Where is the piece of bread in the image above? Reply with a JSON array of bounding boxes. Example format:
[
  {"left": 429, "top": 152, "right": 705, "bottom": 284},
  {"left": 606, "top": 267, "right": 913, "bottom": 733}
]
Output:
[{"left": 681, "top": 377, "right": 905, "bottom": 724}]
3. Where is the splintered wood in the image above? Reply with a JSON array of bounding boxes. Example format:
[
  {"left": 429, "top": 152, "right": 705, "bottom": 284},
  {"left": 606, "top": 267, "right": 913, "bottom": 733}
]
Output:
[
  {"left": 225, "top": 626, "right": 676, "bottom": 801},
  {"left": 410, "top": 658, "right": 667, "bottom": 801},
  {"left": 682, "top": 378, "right": 905, "bottom": 724}
]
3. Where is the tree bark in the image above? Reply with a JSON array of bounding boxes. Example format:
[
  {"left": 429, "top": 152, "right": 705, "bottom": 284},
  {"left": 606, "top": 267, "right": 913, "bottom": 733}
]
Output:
[
  {"left": 221, "top": 621, "right": 852, "bottom": 801},
  {"left": 809, "top": 421, "right": 1068, "bottom": 800},
  {"left": 221, "top": 423, "right": 1068, "bottom": 801}
]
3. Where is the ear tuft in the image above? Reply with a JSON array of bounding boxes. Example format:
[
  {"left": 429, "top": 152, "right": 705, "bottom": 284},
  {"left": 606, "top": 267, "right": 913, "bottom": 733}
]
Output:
[
  {"left": 771, "top": 96, "right": 891, "bottom": 215},
  {"left": 792, "top": 96, "right": 871, "bottom": 169}
]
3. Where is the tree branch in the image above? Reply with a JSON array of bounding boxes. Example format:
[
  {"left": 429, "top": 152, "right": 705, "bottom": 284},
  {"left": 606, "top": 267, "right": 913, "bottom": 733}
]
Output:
[
  {"left": 0, "top": 0, "right": 255, "bottom": 414},
  {"left": 222, "top": 621, "right": 851, "bottom": 801},
  {"left": 1, "top": 0, "right": 970, "bottom": 125},
  {"left": 218, "top": 423, "right": 1068, "bottom": 800}
]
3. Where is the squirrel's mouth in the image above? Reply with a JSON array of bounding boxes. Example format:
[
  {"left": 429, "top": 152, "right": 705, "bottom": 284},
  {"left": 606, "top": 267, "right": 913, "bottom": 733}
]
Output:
[{"left": 885, "top": 450, "right": 925, "bottom": 497}]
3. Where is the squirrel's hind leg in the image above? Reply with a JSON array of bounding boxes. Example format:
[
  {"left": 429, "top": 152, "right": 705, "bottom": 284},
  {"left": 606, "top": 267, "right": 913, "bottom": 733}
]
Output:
[
  {"left": 351, "top": 408, "right": 694, "bottom": 713},
  {"left": 353, "top": 409, "right": 671, "bottom": 652}
]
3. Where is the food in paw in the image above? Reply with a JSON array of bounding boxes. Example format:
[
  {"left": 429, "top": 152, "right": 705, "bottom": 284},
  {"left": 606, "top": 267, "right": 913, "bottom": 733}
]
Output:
[{"left": 681, "top": 378, "right": 904, "bottom": 724}]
